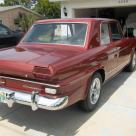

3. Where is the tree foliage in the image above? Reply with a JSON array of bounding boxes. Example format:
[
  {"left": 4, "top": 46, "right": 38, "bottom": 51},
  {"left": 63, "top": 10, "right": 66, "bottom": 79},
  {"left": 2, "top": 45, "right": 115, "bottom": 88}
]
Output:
[
  {"left": 0, "top": 3, "right": 5, "bottom": 6},
  {"left": 34, "top": 0, "right": 60, "bottom": 19},
  {"left": 2, "top": 0, "right": 61, "bottom": 19},
  {"left": 3, "top": 0, "right": 31, "bottom": 8},
  {"left": 14, "top": 13, "right": 36, "bottom": 32}
]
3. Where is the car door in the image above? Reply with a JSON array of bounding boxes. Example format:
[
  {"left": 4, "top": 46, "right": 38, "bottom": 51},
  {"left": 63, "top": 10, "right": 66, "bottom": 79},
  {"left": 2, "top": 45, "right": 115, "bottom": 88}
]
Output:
[
  {"left": 100, "top": 22, "right": 119, "bottom": 79},
  {"left": 109, "top": 22, "right": 132, "bottom": 71},
  {"left": 0, "top": 25, "right": 16, "bottom": 48}
]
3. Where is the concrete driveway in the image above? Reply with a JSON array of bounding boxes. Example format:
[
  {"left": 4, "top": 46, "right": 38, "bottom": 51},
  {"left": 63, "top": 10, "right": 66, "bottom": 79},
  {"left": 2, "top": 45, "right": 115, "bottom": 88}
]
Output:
[{"left": 0, "top": 71, "right": 136, "bottom": 136}]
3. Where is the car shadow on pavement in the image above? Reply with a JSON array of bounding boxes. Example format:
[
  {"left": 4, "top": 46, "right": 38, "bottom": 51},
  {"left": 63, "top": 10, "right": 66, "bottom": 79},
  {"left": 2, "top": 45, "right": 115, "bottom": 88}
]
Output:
[{"left": 0, "top": 71, "right": 134, "bottom": 136}]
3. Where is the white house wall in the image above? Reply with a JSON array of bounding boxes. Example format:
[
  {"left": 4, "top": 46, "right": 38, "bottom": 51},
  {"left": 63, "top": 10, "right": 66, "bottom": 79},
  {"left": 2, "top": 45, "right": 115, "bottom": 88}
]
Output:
[{"left": 59, "top": 0, "right": 136, "bottom": 18}]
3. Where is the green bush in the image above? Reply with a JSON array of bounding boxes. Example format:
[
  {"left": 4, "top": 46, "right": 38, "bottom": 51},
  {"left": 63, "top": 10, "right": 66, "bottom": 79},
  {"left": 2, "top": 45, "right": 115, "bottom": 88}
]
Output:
[{"left": 14, "top": 13, "right": 36, "bottom": 32}]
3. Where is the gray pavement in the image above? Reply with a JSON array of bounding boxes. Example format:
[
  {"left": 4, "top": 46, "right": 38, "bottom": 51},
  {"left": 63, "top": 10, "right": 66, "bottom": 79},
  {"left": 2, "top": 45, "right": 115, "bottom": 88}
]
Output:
[{"left": 0, "top": 71, "right": 136, "bottom": 136}]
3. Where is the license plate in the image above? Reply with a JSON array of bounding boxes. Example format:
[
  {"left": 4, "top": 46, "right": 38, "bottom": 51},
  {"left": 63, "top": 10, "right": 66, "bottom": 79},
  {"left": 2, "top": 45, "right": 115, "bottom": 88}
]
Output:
[{"left": 0, "top": 92, "right": 7, "bottom": 103}]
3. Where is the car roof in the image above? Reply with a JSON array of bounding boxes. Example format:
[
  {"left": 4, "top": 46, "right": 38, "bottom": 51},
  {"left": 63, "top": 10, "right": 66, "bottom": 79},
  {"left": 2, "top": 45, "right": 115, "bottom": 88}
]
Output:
[{"left": 35, "top": 18, "right": 118, "bottom": 24}]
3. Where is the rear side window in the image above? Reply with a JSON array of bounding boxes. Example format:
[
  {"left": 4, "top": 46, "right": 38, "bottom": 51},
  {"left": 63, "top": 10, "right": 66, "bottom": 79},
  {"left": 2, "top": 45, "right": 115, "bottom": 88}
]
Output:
[
  {"left": 101, "top": 23, "right": 110, "bottom": 45},
  {"left": 110, "top": 23, "right": 122, "bottom": 41}
]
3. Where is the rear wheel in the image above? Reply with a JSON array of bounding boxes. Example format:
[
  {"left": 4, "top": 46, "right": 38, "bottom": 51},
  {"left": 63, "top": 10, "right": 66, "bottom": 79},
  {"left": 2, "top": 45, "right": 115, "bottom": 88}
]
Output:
[
  {"left": 79, "top": 73, "right": 102, "bottom": 112},
  {"left": 126, "top": 52, "right": 136, "bottom": 72}
]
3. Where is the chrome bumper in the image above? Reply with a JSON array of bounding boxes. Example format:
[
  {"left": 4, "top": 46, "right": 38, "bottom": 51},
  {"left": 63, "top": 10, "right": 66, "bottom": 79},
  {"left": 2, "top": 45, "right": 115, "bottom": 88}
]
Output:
[{"left": 0, "top": 88, "right": 68, "bottom": 111}]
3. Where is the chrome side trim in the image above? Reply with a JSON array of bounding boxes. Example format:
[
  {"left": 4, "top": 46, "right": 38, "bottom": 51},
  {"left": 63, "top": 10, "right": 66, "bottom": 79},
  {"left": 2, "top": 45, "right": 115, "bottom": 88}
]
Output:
[
  {"left": 0, "top": 76, "right": 60, "bottom": 88},
  {"left": 0, "top": 88, "right": 68, "bottom": 111}
]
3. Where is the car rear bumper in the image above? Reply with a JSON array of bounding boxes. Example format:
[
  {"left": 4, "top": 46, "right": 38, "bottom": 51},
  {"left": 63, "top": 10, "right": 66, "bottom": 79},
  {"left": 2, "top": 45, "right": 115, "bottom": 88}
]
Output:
[{"left": 0, "top": 88, "right": 68, "bottom": 111}]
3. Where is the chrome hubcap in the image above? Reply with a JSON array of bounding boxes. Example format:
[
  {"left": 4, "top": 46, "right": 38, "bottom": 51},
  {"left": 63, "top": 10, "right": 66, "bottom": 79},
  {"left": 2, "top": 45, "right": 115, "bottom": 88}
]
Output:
[
  {"left": 90, "top": 78, "right": 101, "bottom": 105},
  {"left": 132, "top": 53, "right": 136, "bottom": 68}
]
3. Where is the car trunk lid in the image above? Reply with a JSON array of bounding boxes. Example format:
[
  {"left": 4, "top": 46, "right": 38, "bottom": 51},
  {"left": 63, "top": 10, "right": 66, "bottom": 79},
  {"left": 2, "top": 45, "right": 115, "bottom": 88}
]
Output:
[{"left": 0, "top": 44, "right": 82, "bottom": 79}]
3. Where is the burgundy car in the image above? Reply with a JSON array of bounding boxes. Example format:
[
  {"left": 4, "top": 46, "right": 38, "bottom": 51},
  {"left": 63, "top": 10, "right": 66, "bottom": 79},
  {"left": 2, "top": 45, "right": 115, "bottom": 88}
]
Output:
[{"left": 0, "top": 18, "right": 135, "bottom": 112}]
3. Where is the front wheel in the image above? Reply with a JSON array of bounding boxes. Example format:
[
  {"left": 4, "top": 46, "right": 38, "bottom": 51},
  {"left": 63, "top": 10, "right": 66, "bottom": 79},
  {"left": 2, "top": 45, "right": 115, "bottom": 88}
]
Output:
[{"left": 79, "top": 73, "right": 102, "bottom": 112}]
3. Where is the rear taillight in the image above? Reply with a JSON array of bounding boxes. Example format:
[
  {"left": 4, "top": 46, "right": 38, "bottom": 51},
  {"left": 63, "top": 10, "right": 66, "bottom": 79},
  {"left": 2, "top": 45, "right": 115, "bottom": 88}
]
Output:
[
  {"left": 34, "top": 66, "right": 51, "bottom": 74},
  {"left": 33, "top": 66, "right": 52, "bottom": 79}
]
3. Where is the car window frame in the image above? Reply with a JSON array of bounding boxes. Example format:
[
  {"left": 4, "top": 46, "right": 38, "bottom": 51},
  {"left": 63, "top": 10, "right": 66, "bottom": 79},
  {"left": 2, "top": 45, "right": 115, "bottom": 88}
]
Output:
[
  {"left": 100, "top": 22, "right": 111, "bottom": 46},
  {"left": 109, "top": 22, "right": 123, "bottom": 42},
  {"left": 21, "top": 22, "right": 89, "bottom": 47}
]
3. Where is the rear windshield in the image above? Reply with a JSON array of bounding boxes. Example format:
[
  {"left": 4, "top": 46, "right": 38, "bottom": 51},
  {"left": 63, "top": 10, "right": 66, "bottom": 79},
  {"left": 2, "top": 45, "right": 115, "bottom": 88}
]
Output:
[{"left": 22, "top": 23, "right": 87, "bottom": 47}]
